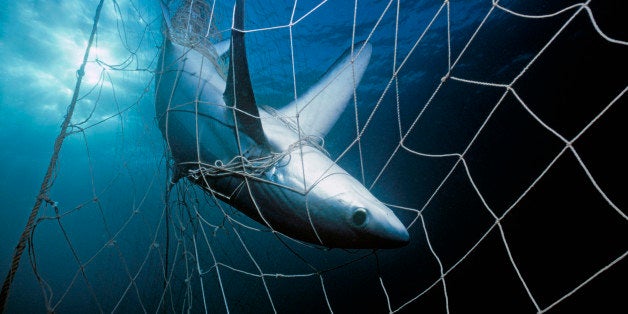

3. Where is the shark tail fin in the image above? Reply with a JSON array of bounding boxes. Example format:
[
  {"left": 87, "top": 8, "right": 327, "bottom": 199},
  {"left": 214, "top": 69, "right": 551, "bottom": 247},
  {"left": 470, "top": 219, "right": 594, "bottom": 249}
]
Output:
[{"left": 159, "top": 1, "right": 173, "bottom": 35}]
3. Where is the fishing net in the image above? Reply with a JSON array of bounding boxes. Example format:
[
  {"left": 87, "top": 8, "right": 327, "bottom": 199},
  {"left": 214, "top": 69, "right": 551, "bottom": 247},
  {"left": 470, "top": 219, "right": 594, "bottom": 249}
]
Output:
[{"left": 1, "top": 0, "right": 625, "bottom": 313}]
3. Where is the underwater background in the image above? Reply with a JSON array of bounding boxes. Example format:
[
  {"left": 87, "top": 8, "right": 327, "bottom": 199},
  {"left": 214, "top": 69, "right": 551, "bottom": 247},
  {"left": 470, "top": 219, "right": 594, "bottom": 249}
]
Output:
[{"left": 0, "top": 0, "right": 626, "bottom": 313}]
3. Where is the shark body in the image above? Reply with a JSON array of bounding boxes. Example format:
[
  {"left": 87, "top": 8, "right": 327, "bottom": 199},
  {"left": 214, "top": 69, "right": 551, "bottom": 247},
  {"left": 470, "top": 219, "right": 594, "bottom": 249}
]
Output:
[{"left": 155, "top": 0, "right": 409, "bottom": 249}]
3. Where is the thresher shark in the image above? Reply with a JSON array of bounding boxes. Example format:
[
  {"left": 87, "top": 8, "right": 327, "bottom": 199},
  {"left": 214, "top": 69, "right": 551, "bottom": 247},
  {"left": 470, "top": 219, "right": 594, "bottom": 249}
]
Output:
[{"left": 155, "top": 0, "right": 409, "bottom": 249}]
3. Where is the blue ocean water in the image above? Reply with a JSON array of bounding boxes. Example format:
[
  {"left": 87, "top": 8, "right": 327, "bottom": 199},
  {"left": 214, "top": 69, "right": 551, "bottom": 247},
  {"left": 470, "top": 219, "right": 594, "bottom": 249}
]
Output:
[{"left": 0, "top": 0, "right": 626, "bottom": 313}]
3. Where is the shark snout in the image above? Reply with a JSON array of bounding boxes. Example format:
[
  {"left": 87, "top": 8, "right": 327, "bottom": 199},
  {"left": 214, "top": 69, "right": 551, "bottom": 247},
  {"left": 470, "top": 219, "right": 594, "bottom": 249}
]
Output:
[
  {"left": 354, "top": 204, "right": 409, "bottom": 249},
  {"left": 376, "top": 211, "right": 410, "bottom": 248}
]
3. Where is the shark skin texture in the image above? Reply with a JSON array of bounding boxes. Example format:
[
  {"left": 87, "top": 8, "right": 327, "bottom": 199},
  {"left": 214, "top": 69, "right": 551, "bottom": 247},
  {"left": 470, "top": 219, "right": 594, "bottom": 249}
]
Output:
[{"left": 155, "top": 0, "right": 409, "bottom": 249}]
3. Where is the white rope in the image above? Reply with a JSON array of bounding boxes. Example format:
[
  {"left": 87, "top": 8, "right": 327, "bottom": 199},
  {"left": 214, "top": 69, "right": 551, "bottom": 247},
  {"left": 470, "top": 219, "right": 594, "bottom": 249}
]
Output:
[{"left": 16, "top": 0, "right": 625, "bottom": 313}]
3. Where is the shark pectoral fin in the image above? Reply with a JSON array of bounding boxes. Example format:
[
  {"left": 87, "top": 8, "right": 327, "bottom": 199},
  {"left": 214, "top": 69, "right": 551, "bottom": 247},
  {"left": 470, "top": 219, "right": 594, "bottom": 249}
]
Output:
[
  {"left": 224, "top": 0, "right": 270, "bottom": 149},
  {"left": 279, "top": 41, "right": 373, "bottom": 138},
  {"left": 214, "top": 39, "right": 231, "bottom": 57}
]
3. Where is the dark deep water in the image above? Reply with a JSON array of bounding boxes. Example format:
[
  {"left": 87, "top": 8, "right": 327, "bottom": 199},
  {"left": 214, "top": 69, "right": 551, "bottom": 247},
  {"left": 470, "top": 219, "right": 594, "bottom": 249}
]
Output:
[{"left": 0, "top": 0, "right": 626, "bottom": 313}]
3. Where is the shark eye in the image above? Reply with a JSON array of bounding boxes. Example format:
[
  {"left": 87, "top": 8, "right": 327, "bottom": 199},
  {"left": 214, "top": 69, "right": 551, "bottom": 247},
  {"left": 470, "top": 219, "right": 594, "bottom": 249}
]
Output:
[{"left": 351, "top": 208, "right": 369, "bottom": 227}]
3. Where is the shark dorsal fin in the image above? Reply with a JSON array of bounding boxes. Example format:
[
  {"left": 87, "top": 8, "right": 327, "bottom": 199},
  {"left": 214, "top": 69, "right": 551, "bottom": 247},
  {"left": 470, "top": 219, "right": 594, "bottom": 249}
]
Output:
[{"left": 224, "top": 0, "right": 269, "bottom": 148}]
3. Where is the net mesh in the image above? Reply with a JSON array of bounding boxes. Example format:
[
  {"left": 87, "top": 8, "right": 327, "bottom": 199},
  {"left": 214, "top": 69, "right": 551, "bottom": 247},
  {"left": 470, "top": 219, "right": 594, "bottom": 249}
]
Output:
[{"left": 1, "top": 0, "right": 626, "bottom": 313}]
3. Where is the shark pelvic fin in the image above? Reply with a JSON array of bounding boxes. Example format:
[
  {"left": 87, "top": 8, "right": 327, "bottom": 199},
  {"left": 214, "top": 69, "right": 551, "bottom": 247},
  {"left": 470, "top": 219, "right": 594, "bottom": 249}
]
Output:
[
  {"left": 279, "top": 41, "right": 372, "bottom": 139},
  {"left": 223, "top": 0, "right": 270, "bottom": 149}
]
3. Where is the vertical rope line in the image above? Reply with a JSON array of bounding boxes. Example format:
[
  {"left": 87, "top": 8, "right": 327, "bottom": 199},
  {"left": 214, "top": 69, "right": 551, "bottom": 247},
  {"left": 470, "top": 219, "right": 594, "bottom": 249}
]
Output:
[{"left": 0, "top": 0, "right": 106, "bottom": 311}]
